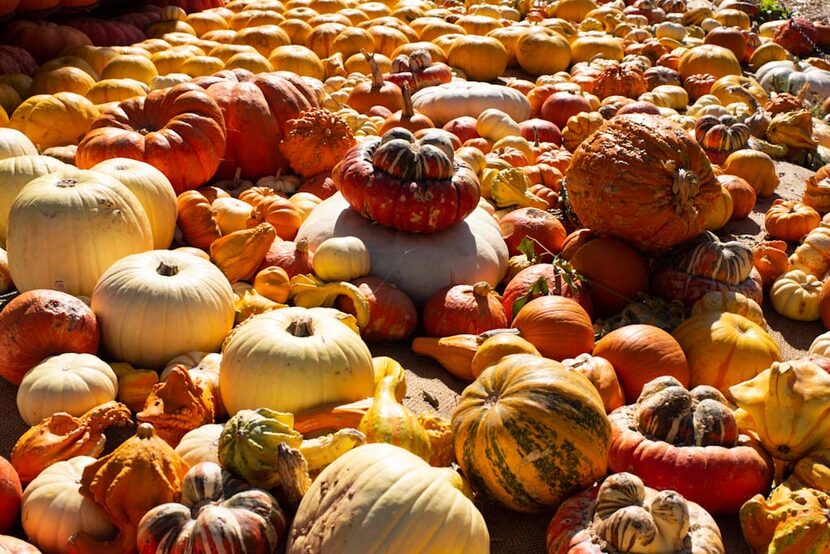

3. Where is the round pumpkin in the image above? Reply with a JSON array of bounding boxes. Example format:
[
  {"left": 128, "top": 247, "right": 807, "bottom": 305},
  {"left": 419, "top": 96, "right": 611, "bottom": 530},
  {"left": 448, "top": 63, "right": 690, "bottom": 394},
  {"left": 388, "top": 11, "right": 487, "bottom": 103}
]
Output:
[
  {"left": 7, "top": 169, "right": 152, "bottom": 297},
  {"left": 511, "top": 296, "right": 594, "bottom": 361},
  {"left": 593, "top": 324, "right": 690, "bottom": 401},
  {"left": 423, "top": 282, "right": 508, "bottom": 337},
  {"left": 562, "top": 353, "right": 625, "bottom": 413},
  {"left": 515, "top": 30, "right": 571, "bottom": 76},
  {"left": 453, "top": 354, "right": 610, "bottom": 513},
  {"left": 0, "top": 128, "right": 38, "bottom": 162},
  {"left": 678, "top": 44, "right": 742, "bottom": 80},
  {"left": 9, "top": 92, "right": 100, "bottom": 150},
  {"left": 91, "top": 249, "right": 234, "bottom": 369},
  {"left": 446, "top": 36, "right": 508, "bottom": 82},
  {"left": 312, "top": 235, "right": 370, "bottom": 282},
  {"left": 499, "top": 207, "right": 566, "bottom": 260},
  {"left": 336, "top": 276, "right": 418, "bottom": 342},
  {"left": 0, "top": 457, "right": 21, "bottom": 535},
  {"left": 0, "top": 155, "right": 68, "bottom": 246},
  {"left": 501, "top": 263, "right": 593, "bottom": 320},
  {"left": 219, "top": 307, "right": 375, "bottom": 416},
  {"left": 174, "top": 423, "right": 223, "bottom": 466}
]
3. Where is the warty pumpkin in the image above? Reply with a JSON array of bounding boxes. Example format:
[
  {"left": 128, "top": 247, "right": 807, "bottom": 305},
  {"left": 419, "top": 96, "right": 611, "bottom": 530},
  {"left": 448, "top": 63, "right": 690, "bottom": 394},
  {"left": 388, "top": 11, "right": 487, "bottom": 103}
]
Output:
[
  {"left": 453, "top": 354, "right": 610, "bottom": 513},
  {"left": 279, "top": 108, "right": 356, "bottom": 178}
]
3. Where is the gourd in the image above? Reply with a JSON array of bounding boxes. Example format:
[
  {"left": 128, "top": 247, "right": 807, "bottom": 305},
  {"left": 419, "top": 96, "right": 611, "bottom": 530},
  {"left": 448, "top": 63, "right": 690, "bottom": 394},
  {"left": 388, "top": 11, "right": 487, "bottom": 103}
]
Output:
[
  {"left": 312, "top": 236, "right": 370, "bottom": 282},
  {"left": 287, "top": 444, "right": 489, "bottom": 554},
  {"left": 789, "top": 225, "right": 830, "bottom": 277},
  {"left": 691, "top": 290, "right": 766, "bottom": 327},
  {"left": 562, "top": 353, "right": 624, "bottom": 413},
  {"left": 17, "top": 354, "right": 118, "bottom": 426},
  {"left": 411, "top": 333, "right": 480, "bottom": 381},
  {"left": 210, "top": 222, "right": 277, "bottom": 283},
  {"left": 91, "top": 250, "right": 235, "bottom": 369},
  {"left": 471, "top": 333, "right": 540, "bottom": 378}
]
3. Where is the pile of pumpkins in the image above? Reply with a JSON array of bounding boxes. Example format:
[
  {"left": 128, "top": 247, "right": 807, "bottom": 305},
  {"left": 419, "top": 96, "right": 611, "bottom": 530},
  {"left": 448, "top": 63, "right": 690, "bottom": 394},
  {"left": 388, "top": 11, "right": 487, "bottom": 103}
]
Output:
[{"left": 0, "top": 0, "right": 829, "bottom": 551}]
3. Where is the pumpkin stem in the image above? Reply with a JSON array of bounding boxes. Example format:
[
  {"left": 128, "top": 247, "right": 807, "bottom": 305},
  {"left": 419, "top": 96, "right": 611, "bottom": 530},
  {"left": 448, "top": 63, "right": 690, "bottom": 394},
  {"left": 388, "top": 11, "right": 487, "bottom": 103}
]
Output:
[
  {"left": 136, "top": 422, "right": 155, "bottom": 439},
  {"left": 667, "top": 160, "right": 700, "bottom": 214},
  {"left": 287, "top": 316, "right": 314, "bottom": 337},
  {"left": 233, "top": 166, "right": 242, "bottom": 188},
  {"left": 156, "top": 261, "right": 179, "bottom": 277},
  {"left": 472, "top": 281, "right": 492, "bottom": 297},
  {"left": 56, "top": 179, "right": 78, "bottom": 188},
  {"left": 401, "top": 82, "right": 414, "bottom": 118},
  {"left": 362, "top": 49, "right": 384, "bottom": 89},
  {"left": 296, "top": 238, "right": 309, "bottom": 253}
]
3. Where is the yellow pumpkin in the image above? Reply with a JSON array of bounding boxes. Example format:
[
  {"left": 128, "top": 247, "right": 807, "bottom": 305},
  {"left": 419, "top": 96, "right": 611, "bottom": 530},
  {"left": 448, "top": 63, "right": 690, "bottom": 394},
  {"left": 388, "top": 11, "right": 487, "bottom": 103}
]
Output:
[
  {"left": 704, "top": 184, "right": 734, "bottom": 230},
  {"left": 254, "top": 266, "right": 291, "bottom": 303},
  {"left": 232, "top": 25, "right": 291, "bottom": 57},
  {"left": 269, "top": 45, "right": 325, "bottom": 79},
  {"left": 570, "top": 34, "right": 624, "bottom": 63},
  {"left": 187, "top": 11, "right": 231, "bottom": 36},
  {"left": 470, "top": 333, "right": 540, "bottom": 377},
  {"left": 181, "top": 55, "right": 226, "bottom": 77},
  {"left": 678, "top": 44, "right": 742, "bottom": 80},
  {"left": 673, "top": 312, "right": 781, "bottom": 397},
  {"left": 85, "top": 79, "right": 149, "bottom": 105},
  {"left": 515, "top": 29, "right": 571, "bottom": 76},
  {"left": 29, "top": 67, "right": 96, "bottom": 97},
  {"left": 101, "top": 55, "right": 159, "bottom": 85},
  {"left": 151, "top": 47, "right": 206, "bottom": 74},
  {"left": 721, "top": 149, "right": 779, "bottom": 197},
  {"left": 447, "top": 36, "right": 508, "bottom": 81},
  {"left": 9, "top": 93, "right": 100, "bottom": 149},
  {"left": 61, "top": 45, "right": 119, "bottom": 76},
  {"left": 691, "top": 290, "right": 766, "bottom": 327},
  {"left": 770, "top": 270, "right": 824, "bottom": 321},
  {"left": 225, "top": 52, "right": 274, "bottom": 72}
]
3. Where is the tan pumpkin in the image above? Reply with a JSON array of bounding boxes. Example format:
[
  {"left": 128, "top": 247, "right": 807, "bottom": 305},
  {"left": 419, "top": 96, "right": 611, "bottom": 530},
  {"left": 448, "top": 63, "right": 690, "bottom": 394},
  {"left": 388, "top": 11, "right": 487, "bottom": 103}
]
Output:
[{"left": 771, "top": 270, "right": 824, "bottom": 321}]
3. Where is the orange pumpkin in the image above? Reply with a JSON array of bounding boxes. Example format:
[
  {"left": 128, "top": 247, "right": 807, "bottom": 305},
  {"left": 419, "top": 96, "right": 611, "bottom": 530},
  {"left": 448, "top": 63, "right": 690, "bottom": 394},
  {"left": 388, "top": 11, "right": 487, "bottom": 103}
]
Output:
[
  {"left": 764, "top": 199, "right": 820, "bottom": 242},
  {"left": 752, "top": 240, "right": 790, "bottom": 289},
  {"left": 346, "top": 51, "right": 402, "bottom": 114},
  {"left": 279, "top": 108, "right": 356, "bottom": 178},
  {"left": 177, "top": 190, "right": 222, "bottom": 250},
  {"left": 719, "top": 174, "right": 756, "bottom": 220},
  {"left": 511, "top": 296, "right": 594, "bottom": 361}
]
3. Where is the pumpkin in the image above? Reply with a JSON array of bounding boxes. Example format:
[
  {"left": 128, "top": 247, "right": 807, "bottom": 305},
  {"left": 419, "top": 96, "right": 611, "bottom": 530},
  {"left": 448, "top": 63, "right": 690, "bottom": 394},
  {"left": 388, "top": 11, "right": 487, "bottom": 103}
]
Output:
[
  {"left": 0, "top": 457, "right": 20, "bottom": 535},
  {"left": 445, "top": 36, "right": 507, "bottom": 82},
  {"left": 287, "top": 443, "right": 488, "bottom": 553},
  {"left": 91, "top": 249, "right": 234, "bottom": 368},
  {"left": 673, "top": 312, "right": 781, "bottom": 397},
  {"left": 565, "top": 114, "right": 719, "bottom": 253},
  {"left": 335, "top": 127, "right": 480, "bottom": 234},
  {"left": 562, "top": 353, "right": 625, "bottom": 413},
  {"left": 279, "top": 108, "right": 356, "bottom": 178},
  {"left": 7, "top": 169, "right": 151, "bottom": 296},
  {"left": 539, "top": 91, "right": 593, "bottom": 132},
  {"left": 0, "top": 20, "right": 91, "bottom": 65},
  {"left": 501, "top": 263, "right": 592, "bottom": 321},
  {"left": 0, "top": 536, "right": 39, "bottom": 553},
  {"left": 499, "top": 207, "right": 566, "bottom": 260},
  {"left": 731, "top": 359, "right": 830, "bottom": 461},
  {"left": 297, "top": 194, "right": 507, "bottom": 304},
  {"left": 594, "top": 324, "right": 690, "bottom": 401},
  {"left": 765, "top": 199, "right": 821, "bottom": 242},
  {"left": 511, "top": 296, "right": 594, "bottom": 361},
  {"left": 0, "top": 155, "right": 68, "bottom": 246},
  {"left": 515, "top": 30, "right": 571, "bottom": 77},
  {"left": 570, "top": 34, "right": 624, "bottom": 63},
  {"left": 69, "top": 423, "right": 190, "bottom": 553},
  {"left": 694, "top": 114, "right": 751, "bottom": 164},
  {"left": 691, "top": 290, "right": 766, "bottom": 327},
  {"left": 0, "top": 45, "right": 38, "bottom": 76},
  {"left": 678, "top": 44, "right": 742, "bottom": 80},
  {"left": 176, "top": 190, "right": 221, "bottom": 250},
  {"left": 720, "top": 174, "right": 756, "bottom": 220},
  {"left": 423, "top": 282, "right": 508, "bottom": 337},
  {"left": 453, "top": 354, "right": 610, "bottom": 513},
  {"left": 174, "top": 424, "right": 223, "bottom": 466},
  {"left": 219, "top": 307, "right": 374, "bottom": 416},
  {"left": 345, "top": 51, "right": 402, "bottom": 114},
  {"left": 771, "top": 269, "right": 824, "bottom": 321},
  {"left": 0, "top": 129, "right": 37, "bottom": 163},
  {"left": 21, "top": 457, "right": 115, "bottom": 554},
  {"left": 721, "top": 149, "right": 779, "bottom": 197},
  {"left": 789, "top": 226, "right": 830, "bottom": 278},
  {"left": 137, "top": 461, "right": 285, "bottom": 554},
  {"left": 804, "top": 165, "right": 830, "bottom": 214},
  {"left": 195, "top": 69, "right": 318, "bottom": 181},
  {"left": 335, "top": 276, "right": 417, "bottom": 342},
  {"left": 9, "top": 92, "right": 100, "bottom": 150},
  {"left": 76, "top": 83, "right": 226, "bottom": 195},
  {"left": 259, "top": 238, "right": 313, "bottom": 277},
  {"left": 312, "top": 236, "right": 370, "bottom": 282},
  {"left": 547, "top": 472, "right": 725, "bottom": 553},
  {"left": 753, "top": 240, "right": 790, "bottom": 288},
  {"left": 411, "top": 81, "right": 531, "bottom": 127}
]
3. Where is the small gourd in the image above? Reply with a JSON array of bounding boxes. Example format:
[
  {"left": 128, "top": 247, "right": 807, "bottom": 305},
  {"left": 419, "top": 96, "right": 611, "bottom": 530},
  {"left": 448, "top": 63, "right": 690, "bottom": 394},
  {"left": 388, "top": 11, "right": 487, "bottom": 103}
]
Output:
[
  {"left": 470, "top": 333, "right": 540, "bottom": 378},
  {"left": 254, "top": 266, "right": 291, "bottom": 303},
  {"left": 359, "top": 356, "right": 431, "bottom": 461},
  {"left": 210, "top": 222, "right": 277, "bottom": 283},
  {"left": 312, "top": 236, "right": 370, "bottom": 282}
]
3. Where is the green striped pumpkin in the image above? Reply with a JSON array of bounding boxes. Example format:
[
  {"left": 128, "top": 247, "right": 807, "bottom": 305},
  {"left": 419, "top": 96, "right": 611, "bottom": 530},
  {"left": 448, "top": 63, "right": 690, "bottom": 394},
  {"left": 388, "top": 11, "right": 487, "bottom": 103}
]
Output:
[{"left": 452, "top": 353, "right": 611, "bottom": 513}]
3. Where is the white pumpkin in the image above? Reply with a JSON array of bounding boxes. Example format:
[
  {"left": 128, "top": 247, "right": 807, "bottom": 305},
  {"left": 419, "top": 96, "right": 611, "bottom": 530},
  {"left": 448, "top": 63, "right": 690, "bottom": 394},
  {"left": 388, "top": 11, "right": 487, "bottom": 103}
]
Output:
[
  {"left": 756, "top": 61, "right": 830, "bottom": 99},
  {"left": 0, "top": 154, "right": 68, "bottom": 246},
  {"left": 7, "top": 168, "right": 153, "bottom": 296},
  {"left": 411, "top": 81, "right": 531, "bottom": 126},
  {"left": 287, "top": 443, "right": 489, "bottom": 554},
  {"left": 17, "top": 353, "right": 118, "bottom": 426},
  {"left": 0, "top": 128, "right": 38, "bottom": 162},
  {"left": 809, "top": 331, "right": 830, "bottom": 358},
  {"left": 90, "top": 158, "right": 178, "bottom": 249},
  {"left": 0, "top": 247, "right": 10, "bottom": 294},
  {"left": 174, "top": 423, "right": 223, "bottom": 466},
  {"left": 297, "top": 193, "right": 508, "bottom": 304},
  {"left": 21, "top": 456, "right": 116, "bottom": 554},
  {"left": 91, "top": 249, "right": 235, "bottom": 368},
  {"left": 149, "top": 73, "right": 192, "bottom": 90},
  {"left": 219, "top": 306, "right": 375, "bottom": 416},
  {"left": 312, "top": 236, "right": 371, "bottom": 282},
  {"left": 212, "top": 196, "right": 257, "bottom": 234}
]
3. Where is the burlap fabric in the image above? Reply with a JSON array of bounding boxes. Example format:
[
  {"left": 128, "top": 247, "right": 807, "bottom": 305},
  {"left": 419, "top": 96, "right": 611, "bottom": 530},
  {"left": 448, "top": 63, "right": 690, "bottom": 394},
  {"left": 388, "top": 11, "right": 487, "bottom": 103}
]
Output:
[{"left": 0, "top": 162, "right": 815, "bottom": 552}]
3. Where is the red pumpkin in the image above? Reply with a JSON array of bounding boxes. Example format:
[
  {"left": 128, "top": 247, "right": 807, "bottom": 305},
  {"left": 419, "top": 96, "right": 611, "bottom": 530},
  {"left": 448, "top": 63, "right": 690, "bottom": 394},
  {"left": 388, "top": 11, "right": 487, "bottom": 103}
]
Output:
[
  {"left": 774, "top": 17, "right": 817, "bottom": 57},
  {"left": 593, "top": 324, "right": 690, "bottom": 401},
  {"left": 540, "top": 91, "right": 593, "bottom": 131},
  {"left": 615, "top": 101, "right": 661, "bottom": 115},
  {"left": 61, "top": 18, "right": 146, "bottom": 47},
  {"left": 298, "top": 173, "right": 337, "bottom": 200},
  {"left": 608, "top": 377, "right": 773, "bottom": 514},
  {"left": 0, "top": 20, "right": 91, "bottom": 65},
  {"left": 0, "top": 290, "right": 99, "bottom": 386},
  {"left": 519, "top": 119, "right": 562, "bottom": 145},
  {"left": 0, "top": 457, "right": 21, "bottom": 534},
  {"left": 193, "top": 69, "right": 318, "bottom": 181},
  {"left": 258, "top": 238, "right": 313, "bottom": 277},
  {"left": 719, "top": 174, "right": 756, "bottom": 220},
  {"left": 423, "top": 282, "right": 508, "bottom": 337},
  {"left": 76, "top": 83, "right": 227, "bottom": 195},
  {"left": 0, "top": 45, "right": 38, "bottom": 76},
  {"left": 336, "top": 276, "right": 418, "bottom": 341},
  {"left": 568, "top": 236, "right": 650, "bottom": 317},
  {"left": 499, "top": 208, "right": 567, "bottom": 261},
  {"left": 511, "top": 295, "right": 594, "bottom": 361},
  {"left": 336, "top": 127, "right": 480, "bottom": 234},
  {"left": 442, "top": 116, "right": 480, "bottom": 144},
  {"left": 148, "top": 0, "right": 227, "bottom": 12},
  {"left": 502, "top": 263, "right": 593, "bottom": 320}
]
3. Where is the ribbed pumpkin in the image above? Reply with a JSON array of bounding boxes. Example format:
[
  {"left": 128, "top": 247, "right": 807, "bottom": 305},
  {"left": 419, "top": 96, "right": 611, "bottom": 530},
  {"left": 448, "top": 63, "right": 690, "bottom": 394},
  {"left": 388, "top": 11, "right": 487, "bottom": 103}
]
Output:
[
  {"left": 453, "top": 354, "right": 610, "bottom": 513},
  {"left": 0, "top": 128, "right": 37, "bottom": 162},
  {"left": 0, "top": 155, "right": 68, "bottom": 247},
  {"left": 279, "top": 108, "right": 356, "bottom": 178},
  {"left": 511, "top": 296, "right": 594, "bottom": 361},
  {"left": 565, "top": 114, "right": 720, "bottom": 253},
  {"left": 7, "top": 169, "right": 152, "bottom": 297},
  {"left": 9, "top": 92, "right": 100, "bottom": 150}
]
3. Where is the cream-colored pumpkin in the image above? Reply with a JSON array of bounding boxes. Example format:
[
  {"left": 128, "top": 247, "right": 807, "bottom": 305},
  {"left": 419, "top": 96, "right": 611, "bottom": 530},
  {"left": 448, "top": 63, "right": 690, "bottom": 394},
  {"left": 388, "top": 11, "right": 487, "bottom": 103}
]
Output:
[
  {"left": 219, "top": 306, "right": 375, "bottom": 416},
  {"left": 809, "top": 331, "right": 830, "bottom": 358},
  {"left": 287, "top": 443, "right": 489, "bottom": 554},
  {"left": 477, "top": 108, "right": 521, "bottom": 141},
  {"left": 0, "top": 155, "right": 68, "bottom": 246},
  {"left": 770, "top": 269, "right": 824, "bottom": 321},
  {"left": 90, "top": 158, "right": 178, "bottom": 249},
  {"left": 0, "top": 128, "right": 38, "bottom": 162},
  {"left": 0, "top": 247, "right": 10, "bottom": 294},
  {"left": 212, "top": 196, "right": 257, "bottom": 235},
  {"left": 411, "top": 81, "right": 531, "bottom": 127},
  {"left": 312, "top": 236, "right": 370, "bottom": 282},
  {"left": 7, "top": 169, "right": 153, "bottom": 296},
  {"left": 174, "top": 423, "right": 223, "bottom": 466},
  {"left": 16, "top": 353, "right": 118, "bottom": 426},
  {"left": 21, "top": 456, "right": 115, "bottom": 554},
  {"left": 91, "top": 249, "right": 235, "bottom": 368}
]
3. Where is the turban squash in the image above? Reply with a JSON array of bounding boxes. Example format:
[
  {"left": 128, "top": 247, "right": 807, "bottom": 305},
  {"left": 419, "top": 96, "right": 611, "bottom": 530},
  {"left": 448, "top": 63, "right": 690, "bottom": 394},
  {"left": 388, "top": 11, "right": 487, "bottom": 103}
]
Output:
[
  {"left": 75, "top": 83, "right": 226, "bottom": 195},
  {"left": 565, "top": 114, "right": 720, "bottom": 253}
]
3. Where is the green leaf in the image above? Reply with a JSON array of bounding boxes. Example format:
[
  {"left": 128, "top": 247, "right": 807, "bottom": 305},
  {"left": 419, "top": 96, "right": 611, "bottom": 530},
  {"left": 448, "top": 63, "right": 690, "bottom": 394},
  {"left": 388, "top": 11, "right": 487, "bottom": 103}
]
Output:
[
  {"left": 517, "top": 237, "right": 538, "bottom": 262},
  {"left": 512, "top": 276, "right": 548, "bottom": 317}
]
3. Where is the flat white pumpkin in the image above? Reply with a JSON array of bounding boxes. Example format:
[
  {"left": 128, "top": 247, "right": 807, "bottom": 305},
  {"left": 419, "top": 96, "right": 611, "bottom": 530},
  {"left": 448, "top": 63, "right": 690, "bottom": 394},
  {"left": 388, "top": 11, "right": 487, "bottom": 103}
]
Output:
[
  {"left": 17, "top": 353, "right": 118, "bottom": 426},
  {"left": 91, "top": 249, "right": 235, "bottom": 368},
  {"left": 0, "top": 154, "right": 67, "bottom": 246},
  {"left": 0, "top": 128, "right": 37, "bottom": 162},
  {"left": 174, "top": 423, "right": 223, "bottom": 466}
]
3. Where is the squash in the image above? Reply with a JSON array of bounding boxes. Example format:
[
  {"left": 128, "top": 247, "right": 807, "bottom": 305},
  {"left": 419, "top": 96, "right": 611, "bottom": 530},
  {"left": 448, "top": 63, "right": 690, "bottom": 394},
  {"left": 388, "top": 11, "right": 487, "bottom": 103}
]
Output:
[
  {"left": 7, "top": 169, "right": 152, "bottom": 297},
  {"left": 210, "top": 223, "right": 277, "bottom": 283},
  {"left": 16, "top": 354, "right": 117, "bottom": 427},
  {"left": 678, "top": 44, "right": 742, "bottom": 80},
  {"left": 0, "top": 536, "right": 39, "bottom": 553},
  {"left": 296, "top": 193, "right": 507, "bottom": 304},
  {"left": 90, "top": 158, "right": 178, "bottom": 249},
  {"left": 731, "top": 359, "right": 830, "bottom": 461},
  {"left": 21, "top": 457, "right": 115, "bottom": 554},
  {"left": 511, "top": 296, "right": 594, "bottom": 361},
  {"left": 219, "top": 307, "right": 374, "bottom": 416},
  {"left": 312, "top": 236, "right": 370, "bottom": 282},
  {"left": 411, "top": 81, "right": 531, "bottom": 127},
  {"left": 691, "top": 290, "right": 766, "bottom": 327},
  {"left": 673, "top": 312, "right": 781, "bottom": 398},
  {"left": 565, "top": 114, "right": 720, "bottom": 253},
  {"left": 771, "top": 269, "right": 824, "bottom": 321},
  {"left": 471, "top": 333, "right": 540, "bottom": 378},
  {"left": 9, "top": 92, "right": 100, "bottom": 150},
  {"left": 453, "top": 354, "right": 610, "bottom": 513},
  {"left": 789, "top": 225, "right": 830, "bottom": 277},
  {"left": 562, "top": 354, "right": 624, "bottom": 413},
  {"left": 91, "top": 249, "right": 235, "bottom": 369},
  {"left": 136, "top": 461, "right": 286, "bottom": 554},
  {"left": 423, "top": 282, "right": 508, "bottom": 337},
  {"left": 174, "top": 423, "right": 223, "bottom": 466},
  {"left": 411, "top": 334, "right": 480, "bottom": 381},
  {"left": 287, "top": 443, "right": 488, "bottom": 553}
]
